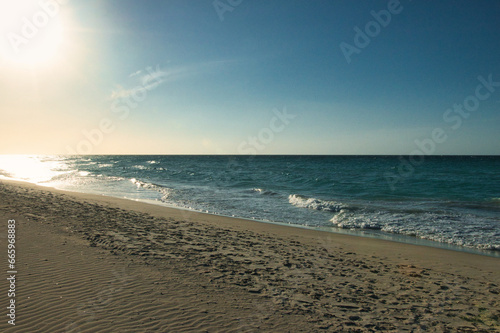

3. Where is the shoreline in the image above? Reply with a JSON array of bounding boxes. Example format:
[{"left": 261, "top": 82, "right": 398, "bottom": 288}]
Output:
[
  {"left": 1, "top": 178, "right": 499, "bottom": 332},
  {"left": 2, "top": 176, "right": 498, "bottom": 258}
]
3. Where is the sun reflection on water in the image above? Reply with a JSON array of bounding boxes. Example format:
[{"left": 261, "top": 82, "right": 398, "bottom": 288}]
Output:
[{"left": 0, "top": 155, "right": 69, "bottom": 184}]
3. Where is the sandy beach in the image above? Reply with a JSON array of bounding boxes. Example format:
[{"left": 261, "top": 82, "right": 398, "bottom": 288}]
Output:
[{"left": 0, "top": 179, "right": 498, "bottom": 332}]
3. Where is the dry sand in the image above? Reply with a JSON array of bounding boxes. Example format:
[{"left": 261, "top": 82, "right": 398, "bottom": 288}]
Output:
[{"left": 0, "top": 179, "right": 499, "bottom": 332}]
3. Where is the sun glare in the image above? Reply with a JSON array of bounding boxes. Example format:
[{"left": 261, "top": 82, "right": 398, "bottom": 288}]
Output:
[
  {"left": 0, "top": 0, "right": 67, "bottom": 67},
  {"left": 0, "top": 155, "right": 68, "bottom": 183}
]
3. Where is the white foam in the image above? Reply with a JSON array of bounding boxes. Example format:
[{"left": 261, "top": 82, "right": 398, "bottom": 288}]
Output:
[
  {"left": 251, "top": 188, "right": 278, "bottom": 196},
  {"left": 130, "top": 178, "right": 171, "bottom": 201},
  {"left": 288, "top": 194, "right": 346, "bottom": 212},
  {"left": 132, "top": 165, "right": 148, "bottom": 170},
  {"left": 330, "top": 209, "right": 499, "bottom": 251}
]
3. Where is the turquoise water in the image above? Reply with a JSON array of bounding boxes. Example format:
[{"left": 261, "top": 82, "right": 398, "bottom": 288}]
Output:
[{"left": 0, "top": 155, "right": 498, "bottom": 255}]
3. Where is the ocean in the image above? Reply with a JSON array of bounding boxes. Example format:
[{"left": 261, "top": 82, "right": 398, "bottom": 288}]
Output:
[{"left": 0, "top": 155, "right": 498, "bottom": 256}]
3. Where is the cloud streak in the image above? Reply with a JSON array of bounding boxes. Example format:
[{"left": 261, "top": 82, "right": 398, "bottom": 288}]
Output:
[
  {"left": 110, "top": 65, "right": 169, "bottom": 100},
  {"left": 110, "top": 60, "right": 237, "bottom": 101}
]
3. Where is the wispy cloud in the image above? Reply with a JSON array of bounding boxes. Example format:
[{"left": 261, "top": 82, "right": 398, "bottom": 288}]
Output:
[
  {"left": 110, "top": 60, "right": 239, "bottom": 101},
  {"left": 110, "top": 65, "right": 169, "bottom": 100},
  {"left": 129, "top": 70, "right": 142, "bottom": 78}
]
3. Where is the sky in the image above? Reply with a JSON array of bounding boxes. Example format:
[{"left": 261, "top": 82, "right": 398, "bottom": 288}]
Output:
[{"left": 0, "top": 0, "right": 499, "bottom": 155}]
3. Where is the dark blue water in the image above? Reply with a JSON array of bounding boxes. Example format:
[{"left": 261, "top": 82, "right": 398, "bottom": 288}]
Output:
[{"left": 1, "top": 155, "right": 498, "bottom": 254}]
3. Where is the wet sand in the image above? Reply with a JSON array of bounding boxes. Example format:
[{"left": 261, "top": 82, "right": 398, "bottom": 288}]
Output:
[{"left": 0, "top": 179, "right": 499, "bottom": 332}]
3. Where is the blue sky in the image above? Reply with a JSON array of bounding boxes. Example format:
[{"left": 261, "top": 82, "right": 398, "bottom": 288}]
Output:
[{"left": 1, "top": 0, "right": 499, "bottom": 154}]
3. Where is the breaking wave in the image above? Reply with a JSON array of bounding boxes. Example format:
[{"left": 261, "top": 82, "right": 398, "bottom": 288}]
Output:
[
  {"left": 330, "top": 209, "right": 500, "bottom": 251},
  {"left": 250, "top": 188, "right": 278, "bottom": 196},
  {"left": 130, "top": 178, "right": 172, "bottom": 201},
  {"left": 288, "top": 194, "right": 346, "bottom": 212}
]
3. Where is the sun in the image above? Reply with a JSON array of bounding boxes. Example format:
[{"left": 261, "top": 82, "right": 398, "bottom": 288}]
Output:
[{"left": 0, "top": 0, "right": 67, "bottom": 67}]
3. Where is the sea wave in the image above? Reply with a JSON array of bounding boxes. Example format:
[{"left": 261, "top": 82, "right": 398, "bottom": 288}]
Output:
[
  {"left": 130, "top": 178, "right": 171, "bottom": 201},
  {"left": 131, "top": 164, "right": 165, "bottom": 171},
  {"left": 330, "top": 209, "right": 500, "bottom": 251},
  {"left": 250, "top": 188, "right": 278, "bottom": 196},
  {"left": 40, "top": 170, "right": 126, "bottom": 186},
  {"left": 330, "top": 210, "right": 382, "bottom": 230},
  {"left": 132, "top": 165, "right": 149, "bottom": 170},
  {"left": 96, "top": 175, "right": 126, "bottom": 181},
  {"left": 288, "top": 194, "right": 346, "bottom": 212}
]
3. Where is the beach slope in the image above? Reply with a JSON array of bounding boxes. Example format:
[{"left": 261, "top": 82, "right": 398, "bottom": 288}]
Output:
[{"left": 0, "top": 179, "right": 499, "bottom": 332}]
